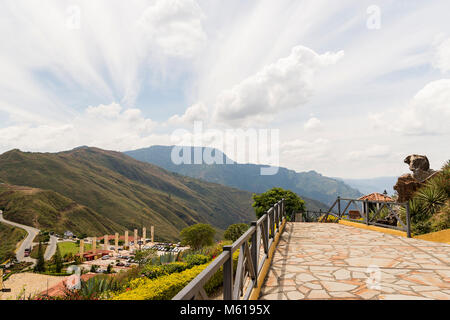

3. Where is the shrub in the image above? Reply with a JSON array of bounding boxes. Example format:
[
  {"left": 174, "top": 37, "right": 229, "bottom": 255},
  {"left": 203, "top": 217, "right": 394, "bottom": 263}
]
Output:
[
  {"left": 319, "top": 214, "right": 339, "bottom": 223},
  {"left": 142, "top": 262, "right": 189, "bottom": 279},
  {"left": 184, "top": 254, "right": 209, "bottom": 268},
  {"left": 113, "top": 251, "right": 239, "bottom": 300},
  {"left": 90, "top": 265, "right": 99, "bottom": 273},
  {"left": 184, "top": 240, "right": 232, "bottom": 260},
  {"left": 224, "top": 224, "right": 249, "bottom": 242},
  {"left": 430, "top": 201, "right": 450, "bottom": 231},
  {"left": 112, "top": 264, "right": 208, "bottom": 300},
  {"left": 411, "top": 220, "right": 432, "bottom": 235}
]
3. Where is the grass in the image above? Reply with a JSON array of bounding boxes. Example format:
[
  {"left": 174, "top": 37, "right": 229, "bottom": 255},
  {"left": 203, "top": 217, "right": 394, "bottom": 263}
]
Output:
[
  {"left": 0, "top": 184, "right": 120, "bottom": 237},
  {"left": 0, "top": 223, "right": 26, "bottom": 263},
  {"left": 30, "top": 243, "right": 48, "bottom": 259},
  {"left": 58, "top": 241, "right": 92, "bottom": 256}
]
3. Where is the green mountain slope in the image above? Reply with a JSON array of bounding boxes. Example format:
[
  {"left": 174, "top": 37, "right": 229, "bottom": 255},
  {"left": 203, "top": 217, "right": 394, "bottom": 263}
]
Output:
[
  {"left": 0, "top": 184, "right": 120, "bottom": 236},
  {"left": 125, "top": 146, "right": 362, "bottom": 207},
  {"left": 0, "top": 148, "right": 255, "bottom": 241},
  {"left": 0, "top": 222, "right": 26, "bottom": 263}
]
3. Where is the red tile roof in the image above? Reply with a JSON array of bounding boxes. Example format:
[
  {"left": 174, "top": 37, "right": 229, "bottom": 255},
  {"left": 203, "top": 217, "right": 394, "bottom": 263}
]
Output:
[{"left": 358, "top": 192, "right": 394, "bottom": 202}]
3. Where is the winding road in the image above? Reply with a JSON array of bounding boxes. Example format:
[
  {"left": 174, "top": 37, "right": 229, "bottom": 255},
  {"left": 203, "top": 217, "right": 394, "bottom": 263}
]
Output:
[
  {"left": 44, "top": 236, "right": 57, "bottom": 261},
  {"left": 0, "top": 210, "right": 57, "bottom": 264}
]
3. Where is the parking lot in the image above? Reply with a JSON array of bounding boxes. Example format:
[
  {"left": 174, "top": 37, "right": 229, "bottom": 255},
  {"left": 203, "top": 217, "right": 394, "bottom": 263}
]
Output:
[{"left": 79, "top": 242, "right": 188, "bottom": 273}]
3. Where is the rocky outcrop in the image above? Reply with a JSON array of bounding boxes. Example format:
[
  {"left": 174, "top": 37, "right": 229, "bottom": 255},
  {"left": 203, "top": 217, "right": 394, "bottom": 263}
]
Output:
[
  {"left": 394, "top": 174, "right": 423, "bottom": 203},
  {"left": 404, "top": 154, "right": 435, "bottom": 182},
  {"left": 394, "top": 154, "right": 435, "bottom": 202}
]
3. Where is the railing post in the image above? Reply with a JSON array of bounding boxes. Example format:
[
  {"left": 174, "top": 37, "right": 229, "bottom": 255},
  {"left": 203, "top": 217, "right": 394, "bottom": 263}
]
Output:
[
  {"left": 365, "top": 200, "right": 369, "bottom": 225},
  {"left": 405, "top": 202, "right": 412, "bottom": 238},
  {"left": 223, "top": 246, "right": 233, "bottom": 300},
  {"left": 251, "top": 222, "right": 258, "bottom": 286},
  {"left": 270, "top": 210, "right": 275, "bottom": 238},
  {"left": 277, "top": 202, "right": 281, "bottom": 225},
  {"left": 274, "top": 204, "right": 278, "bottom": 230},
  {"left": 337, "top": 196, "right": 341, "bottom": 218}
]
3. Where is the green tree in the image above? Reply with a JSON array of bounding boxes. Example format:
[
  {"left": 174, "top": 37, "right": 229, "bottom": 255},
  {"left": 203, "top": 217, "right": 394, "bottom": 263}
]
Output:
[
  {"left": 252, "top": 187, "right": 305, "bottom": 219},
  {"left": 54, "top": 245, "right": 63, "bottom": 273},
  {"left": 224, "top": 223, "right": 250, "bottom": 242},
  {"left": 180, "top": 224, "right": 215, "bottom": 250},
  {"left": 34, "top": 241, "right": 46, "bottom": 272}
]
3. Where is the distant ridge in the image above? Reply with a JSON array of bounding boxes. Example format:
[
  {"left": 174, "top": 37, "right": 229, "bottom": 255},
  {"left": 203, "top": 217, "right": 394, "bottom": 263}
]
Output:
[
  {"left": 125, "top": 145, "right": 363, "bottom": 208},
  {"left": 337, "top": 177, "right": 397, "bottom": 196}
]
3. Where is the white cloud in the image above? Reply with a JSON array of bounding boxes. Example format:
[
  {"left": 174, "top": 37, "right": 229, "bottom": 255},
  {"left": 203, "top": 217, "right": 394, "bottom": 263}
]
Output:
[
  {"left": 304, "top": 117, "right": 322, "bottom": 131},
  {"left": 280, "top": 138, "right": 330, "bottom": 167},
  {"left": 432, "top": 37, "right": 450, "bottom": 73},
  {"left": 167, "top": 103, "right": 208, "bottom": 126},
  {"left": 0, "top": 0, "right": 206, "bottom": 119},
  {"left": 212, "top": 46, "right": 344, "bottom": 127},
  {"left": 136, "top": 0, "right": 206, "bottom": 59},
  {"left": 370, "top": 79, "right": 450, "bottom": 135},
  {"left": 0, "top": 103, "right": 171, "bottom": 153},
  {"left": 347, "top": 145, "right": 391, "bottom": 161}
]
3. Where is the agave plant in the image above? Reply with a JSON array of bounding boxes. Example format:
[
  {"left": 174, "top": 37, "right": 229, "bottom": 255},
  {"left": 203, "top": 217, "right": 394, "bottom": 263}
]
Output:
[
  {"left": 416, "top": 186, "right": 447, "bottom": 216},
  {"left": 78, "top": 276, "right": 120, "bottom": 300}
]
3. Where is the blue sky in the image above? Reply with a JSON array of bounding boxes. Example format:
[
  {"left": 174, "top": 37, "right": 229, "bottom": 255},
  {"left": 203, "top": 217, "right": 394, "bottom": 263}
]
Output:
[{"left": 0, "top": 0, "right": 449, "bottom": 178}]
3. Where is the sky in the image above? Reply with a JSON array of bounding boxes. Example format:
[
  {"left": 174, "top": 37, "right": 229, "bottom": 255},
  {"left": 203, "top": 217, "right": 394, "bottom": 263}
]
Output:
[{"left": 0, "top": 0, "right": 449, "bottom": 179}]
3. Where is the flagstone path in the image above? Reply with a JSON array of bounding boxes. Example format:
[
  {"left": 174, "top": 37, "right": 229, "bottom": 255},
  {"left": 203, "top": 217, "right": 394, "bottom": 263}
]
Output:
[{"left": 259, "top": 223, "right": 450, "bottom": 300}]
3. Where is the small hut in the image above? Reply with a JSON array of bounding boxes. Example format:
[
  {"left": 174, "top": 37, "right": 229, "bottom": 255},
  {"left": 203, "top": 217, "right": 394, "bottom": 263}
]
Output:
[{"left": 358, "top": 192, "right": 394, "bottom": 217}]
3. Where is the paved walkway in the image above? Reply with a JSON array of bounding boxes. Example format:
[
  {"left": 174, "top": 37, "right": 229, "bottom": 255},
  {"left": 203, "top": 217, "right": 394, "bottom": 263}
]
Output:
[{"left": 259, "top": 223, "right": 450, "bottom": 300}]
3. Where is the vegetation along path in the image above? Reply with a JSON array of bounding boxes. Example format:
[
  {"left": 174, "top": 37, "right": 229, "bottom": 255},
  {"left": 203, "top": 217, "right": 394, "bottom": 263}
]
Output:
[{"left": 260, "top": 223, "right": 450, "bottom": 300}]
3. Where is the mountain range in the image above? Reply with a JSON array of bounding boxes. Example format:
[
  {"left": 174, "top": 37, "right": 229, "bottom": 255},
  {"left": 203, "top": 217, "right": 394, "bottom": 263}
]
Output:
[
  {"left": 339, "top": 177, "right": 398, "bottom": 196},
  {"left": 125, "top": 146, "right": 363, "bottom": 208},
  {"left": 0, "top": 147, "right": 256, "bottom": 241}
]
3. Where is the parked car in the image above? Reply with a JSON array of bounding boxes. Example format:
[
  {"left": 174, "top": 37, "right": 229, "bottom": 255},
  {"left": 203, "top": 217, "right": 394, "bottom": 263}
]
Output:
[
  {"left": 101, "top": 255, "right": 110, "bottom": 260},
  {"left": 116, "top": 262, "right": 125, "bottom": 267}
]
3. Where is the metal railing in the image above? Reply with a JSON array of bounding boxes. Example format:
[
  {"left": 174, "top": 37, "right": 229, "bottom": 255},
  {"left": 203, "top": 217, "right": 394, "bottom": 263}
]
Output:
[
  {"left": 319, "top": 196, "right": 411, "bottom": 237},
  {"left": 173, "top": 199, "right": 286, "bottom": 300}
]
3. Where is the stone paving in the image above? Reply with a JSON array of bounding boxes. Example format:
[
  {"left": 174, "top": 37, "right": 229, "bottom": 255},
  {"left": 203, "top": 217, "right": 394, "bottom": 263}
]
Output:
[{"left": 259, "top": 223, "right": 450, "bottom": 300}]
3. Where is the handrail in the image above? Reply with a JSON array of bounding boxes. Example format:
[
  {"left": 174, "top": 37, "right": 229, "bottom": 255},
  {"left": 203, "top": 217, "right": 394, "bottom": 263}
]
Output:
[
  {"left": 173, "top": 198, "right": 286, "bottom": 300},
  {"left": 319, "top": 196, "right": 411, "bottom": 237}
]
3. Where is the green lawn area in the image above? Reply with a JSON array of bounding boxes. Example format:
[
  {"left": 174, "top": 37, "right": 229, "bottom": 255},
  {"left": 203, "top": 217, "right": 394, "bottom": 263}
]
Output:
[{"left": 58, "top": 241, "right": 92, "bottom": 256}]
